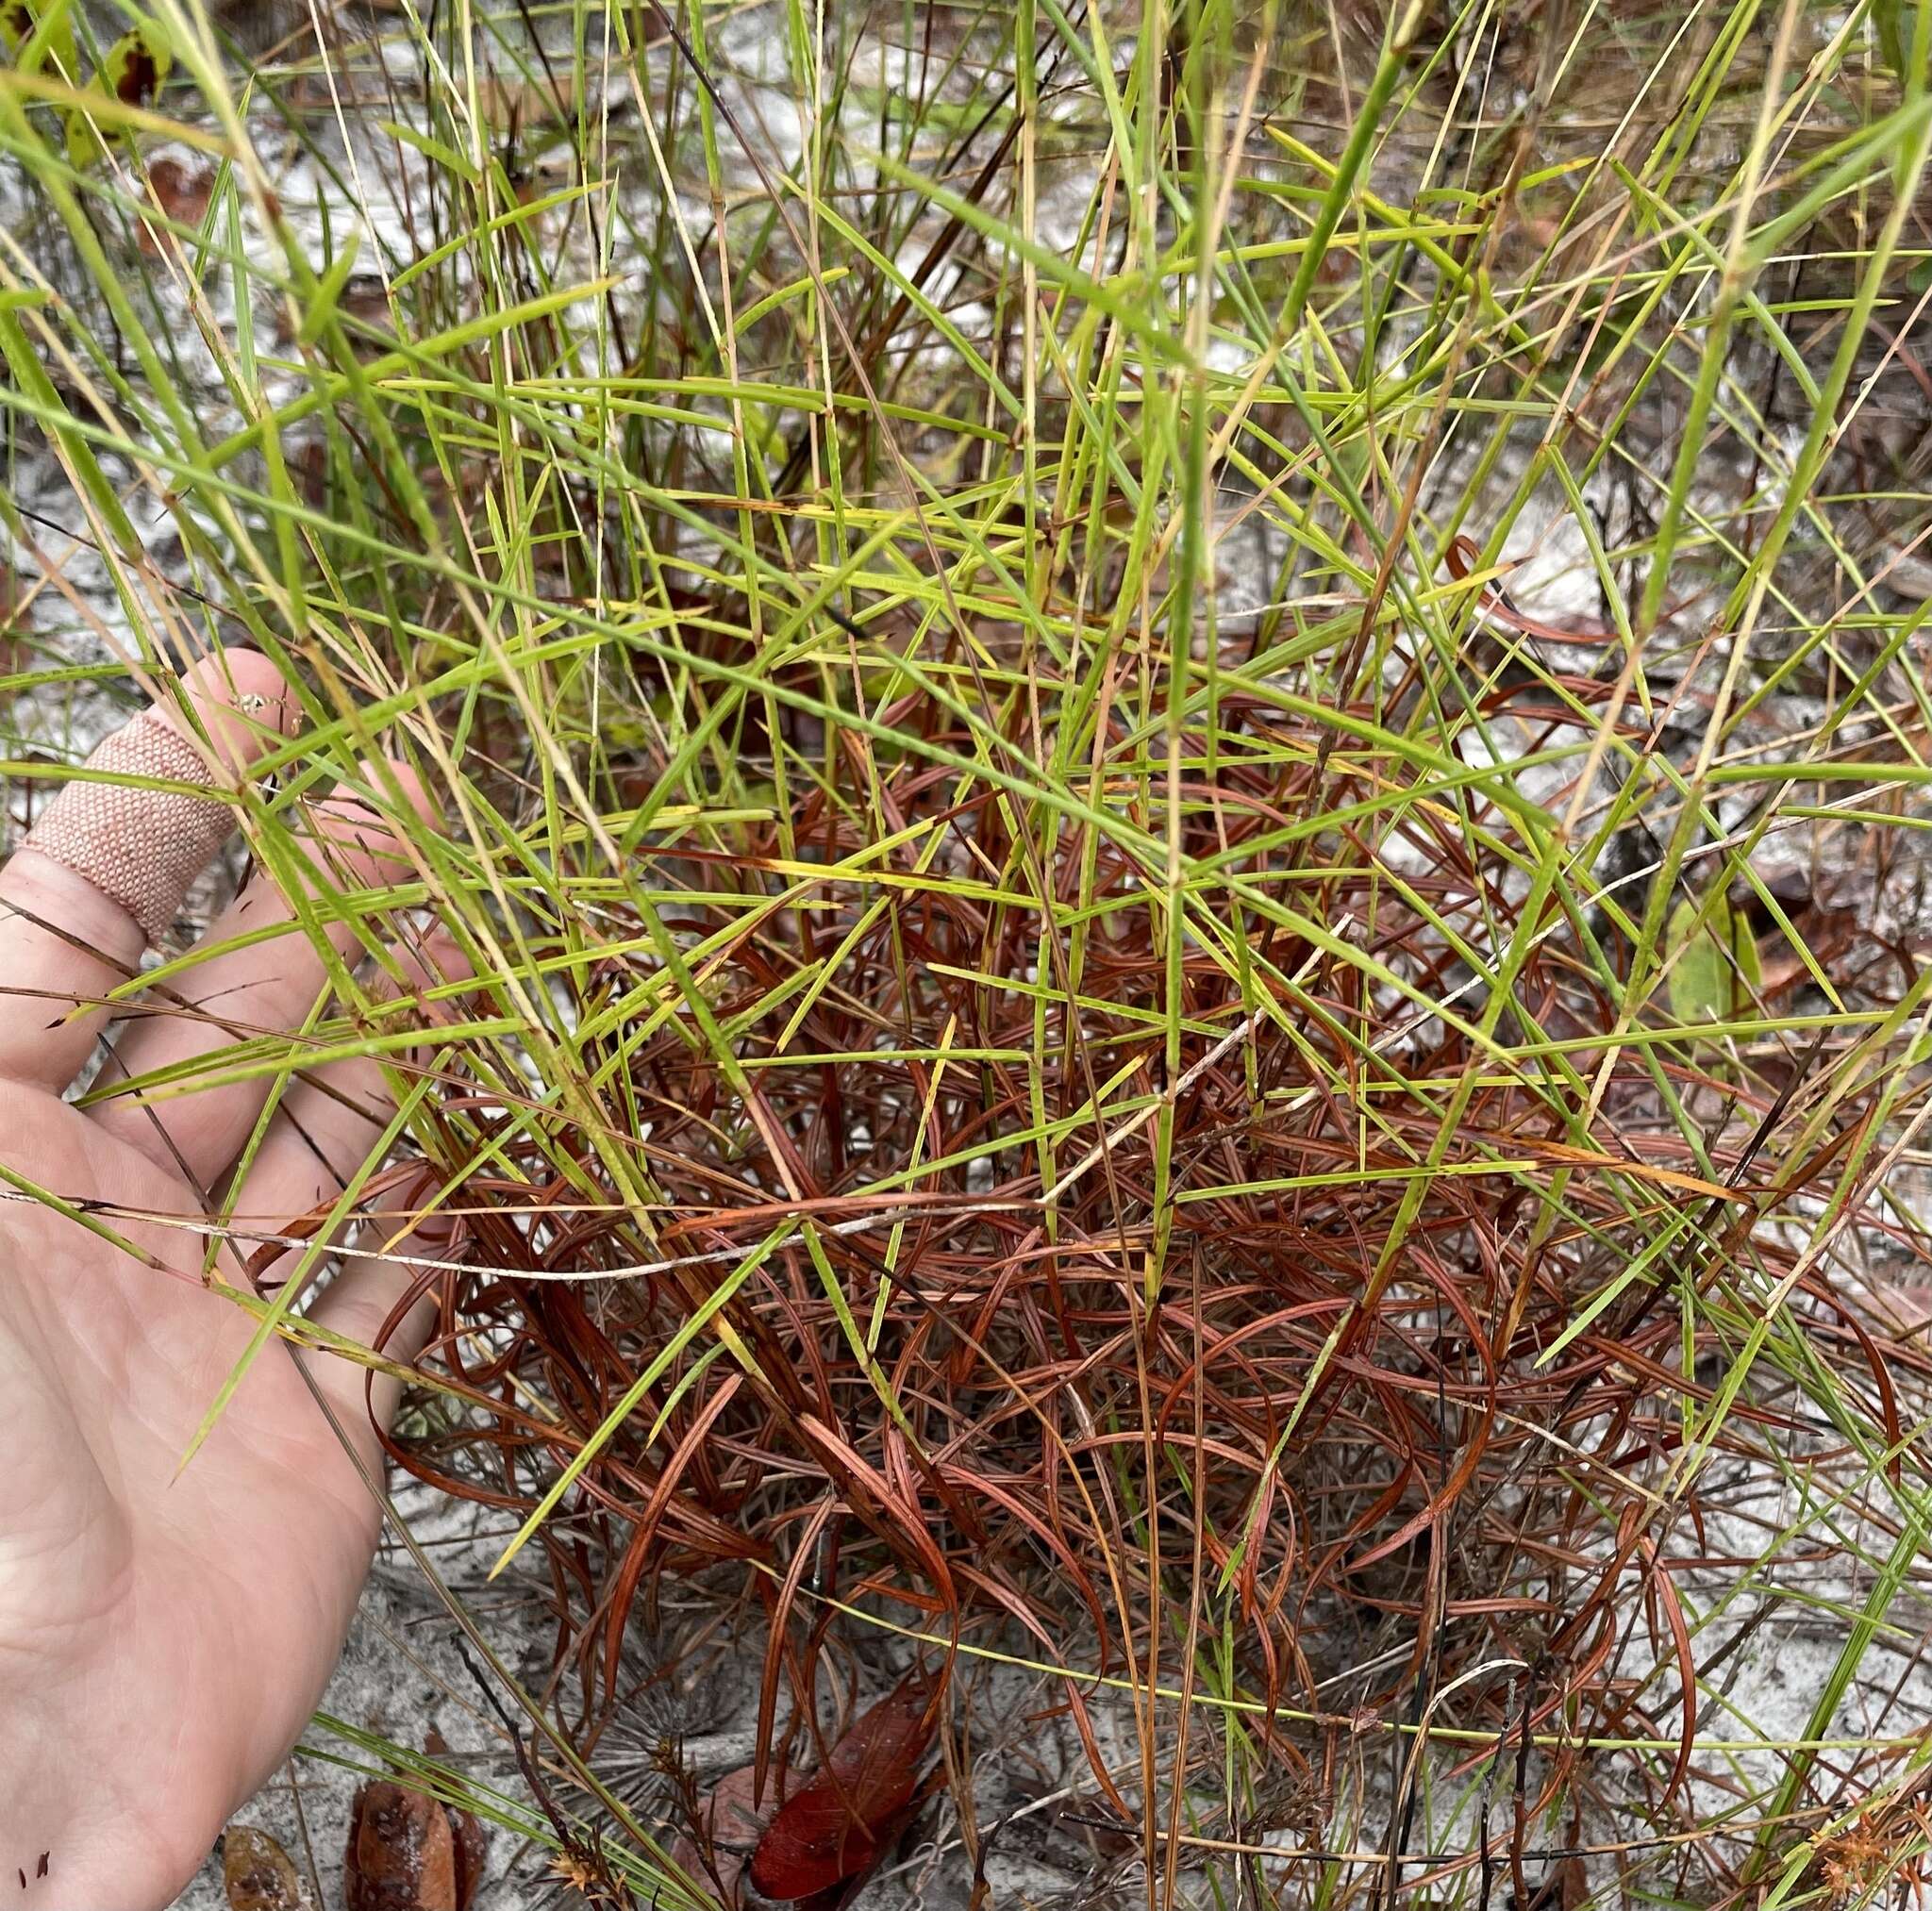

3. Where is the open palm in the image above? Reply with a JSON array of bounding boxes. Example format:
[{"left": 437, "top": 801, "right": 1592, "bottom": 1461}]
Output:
[{"left": 0, "top": 654, "right": 448, "bottom": 1907}]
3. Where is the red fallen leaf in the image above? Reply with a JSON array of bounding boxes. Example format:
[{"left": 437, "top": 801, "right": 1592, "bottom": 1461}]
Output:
[
  {"left": 346, "top": 1778, "right": 487, "bottom": 1911},
  {"left": 448, "top": 1800, "right": 486, "bottom": 1907},
  {"left": 748, "top": 1670, "right": 941, "bottom": 1901},
  {"left": 147, "top": 154, "right": 214, "bottom": 227},
  {"left": 140, "top": 158, "right": 283, "bottom": 258}
]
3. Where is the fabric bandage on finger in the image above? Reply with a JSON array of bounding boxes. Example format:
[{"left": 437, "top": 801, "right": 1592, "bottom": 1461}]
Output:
[{"left": 23, "top": 706, "right": 243, "bottom": 943}]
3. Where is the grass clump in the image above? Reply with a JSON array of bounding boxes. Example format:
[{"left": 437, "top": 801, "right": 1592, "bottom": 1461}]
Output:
[{"left": 8, "top": 0, "right": 1932, "bottom": 1903}]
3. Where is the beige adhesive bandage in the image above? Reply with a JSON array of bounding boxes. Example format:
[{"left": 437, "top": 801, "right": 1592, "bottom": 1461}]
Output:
[{"left": 23, "top": 707, "right": 241, "bottom": 942}]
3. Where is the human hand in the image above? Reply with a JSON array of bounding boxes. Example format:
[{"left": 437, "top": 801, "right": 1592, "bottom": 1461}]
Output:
[{"left": 0, "top": 653, "right": 456, "bottom": 1906}]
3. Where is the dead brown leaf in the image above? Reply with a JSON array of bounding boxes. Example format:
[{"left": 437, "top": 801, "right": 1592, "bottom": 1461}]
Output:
[
  {"left": 222, "top": 1824, "right": 304, "bottom": 1911},
  {"left": 474, "top": 74, "right": 579, "bottom": 128},
  {"left": 672, "top": 1762, "right": 794, "bottom": 1907},
  {"left": 345, "top": 1779, "right": 486, "bottom": 1911}
]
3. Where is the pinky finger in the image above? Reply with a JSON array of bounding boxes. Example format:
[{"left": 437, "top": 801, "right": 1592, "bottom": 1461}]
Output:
[
  {"left": 232, "top": 931, "right": 469, "bottom": 1441},
  {"left": 309, "top": 1205, "right": 459, "bottom": 1439}
]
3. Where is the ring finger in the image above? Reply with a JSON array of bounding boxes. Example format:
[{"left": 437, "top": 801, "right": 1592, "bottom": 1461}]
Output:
[{"left": 88, "top": 758, "right": 441, "bottom": 1189}]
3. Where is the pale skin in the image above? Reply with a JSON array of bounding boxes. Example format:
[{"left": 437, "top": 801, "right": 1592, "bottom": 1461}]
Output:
[{"left": 0, "top": 652, "right": 456, "bottom": 1906}]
